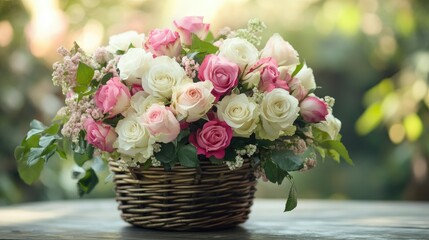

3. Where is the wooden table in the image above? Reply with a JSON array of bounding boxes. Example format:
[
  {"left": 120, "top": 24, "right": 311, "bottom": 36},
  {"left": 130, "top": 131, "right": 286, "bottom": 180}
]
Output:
[{"left": 0, "top": 199, "right": 428, "bottom": 239}]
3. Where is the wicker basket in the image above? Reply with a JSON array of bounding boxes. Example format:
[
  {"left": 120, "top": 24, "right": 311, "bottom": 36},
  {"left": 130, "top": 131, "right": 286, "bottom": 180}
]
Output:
[{"left": 109, "top": 160, "right": 257, "bottom": 231}]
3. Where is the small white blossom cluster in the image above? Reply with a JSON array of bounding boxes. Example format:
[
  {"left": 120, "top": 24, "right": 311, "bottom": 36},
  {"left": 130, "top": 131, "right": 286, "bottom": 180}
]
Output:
[
  {"left": 180, "top": 56, "right": 199, "bottom": 79},
  {"left": 226, "top": 144, "right": 258, "bottom": 170},
  {"left": 151, "top": 157, "right": 161, "bottom": 167},
  {"left": 251, "top": 87, "right": 264, "bottom": 104},
  {"left": 226, "top": 158, "right": 243, "bottom": 171},
  {"left": 228, "top": 18, "right": 267, "bottom": 46},
  {"left": 61, "top": 95, "right": 103, "bottom": 142}
]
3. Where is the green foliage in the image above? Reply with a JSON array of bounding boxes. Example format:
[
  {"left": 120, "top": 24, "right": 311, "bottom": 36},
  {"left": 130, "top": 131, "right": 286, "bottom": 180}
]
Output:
[
  {"left": 271, "top": 149, "right": 305, "bottom": 172},
  {"left": 15, "top": 120, "right": 61, "bottom": 185},
  {"left": 187, "top": 34, "right": 219, "bottom": 62},
  {"left": 178, "top": 144, "right": 199, "bottom": 167},
  {"left": 285, "top": 178, "right": 298, "bottom": 212},
  {"left": 319, "top": 140, "right": 353, "bottom": 165},
  {"left": 77, "top": 168, "right": 99, "bottom": 197},
  {"left": 74, "top": 62, "right": 94, "bottom": 94},
  {"left": 154, "top": 142, "right": 176, "bottom": 164},
  {"left": 291, "top": 61, "right": 305, "bottom": 77}
]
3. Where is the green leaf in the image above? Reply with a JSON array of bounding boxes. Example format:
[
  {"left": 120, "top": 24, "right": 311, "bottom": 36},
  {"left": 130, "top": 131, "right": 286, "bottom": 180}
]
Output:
[
  {"left": 39, "top": 135, "right": 56, "bottom": 148},
  {"left": 74, "top": 144, "right": 94, "bottom": 166},
  {"left": 271, "top": 150, "right": 305, "bottom": 172},
  {"left": 24, "top": 135, "right": 41, "bottom": 150},
  {"left": 43, "top": 123, "right": 60, "bottom": 135},
  {"left": 16, "top": 147, "right": 45, "bottom": 185},
  {"left": 27, "top": 148, "right": 44, "bottom": 166},
  {"left": 154, "top": 143, "right": 176, "bottom": 163},
  {"left": 178, "top": 144, "right": 199, "bottom": 167},
  {"left": 291, "top": 61, "right": 305, "bottom": 77},
  {"left": 30, "top": 119, "right": 46, "bottom": 130},
  {"left": 76, "top": 62, "right": 94, "bottom": 86},
  {"left": 77, "top": 168, "right": 99, "bottom": 196},
  {"left": 263, "top": 160, "right": 278, "bottom": 184},
  {"left": 285, "top": 180, "right": 298, "bottom": 212},
  {"left": 189, "top": 34, "right": 218, "bottom": 54},
  {"left": 100, "top": 72, "right": 113, "bottom": 85},
  {"left": 176, "top": 128, "right": 190, "bottom": 143},
  {"left": 204, "top": 31, "right": 215, "bottom": 42},
  {"left": 320, "top": 140, "right": 353, "bottom": 165},
  {"left": 26, "top": 129, "right": 43, "bottom": 140}
]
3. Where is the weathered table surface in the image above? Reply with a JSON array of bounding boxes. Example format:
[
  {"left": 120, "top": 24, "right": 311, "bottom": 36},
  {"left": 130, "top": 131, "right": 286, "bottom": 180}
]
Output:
[{"left": 0, "top": 199, "right": 428, "bottom": 239}]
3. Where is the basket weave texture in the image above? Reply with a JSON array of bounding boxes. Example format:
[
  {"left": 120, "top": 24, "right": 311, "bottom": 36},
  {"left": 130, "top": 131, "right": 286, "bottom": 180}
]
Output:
[{"left": 109, "top": 160, "right": 257, "bottom": 231}]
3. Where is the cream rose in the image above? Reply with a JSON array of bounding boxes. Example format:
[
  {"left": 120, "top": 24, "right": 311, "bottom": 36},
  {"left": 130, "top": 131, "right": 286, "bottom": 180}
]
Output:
[
  {"left": 114, "top": 114, "right": 155, "bottom": 159},
  {"left": 217, "top": 94, "right": 259, "bottom": 137},
  {"left": 117, "top": 48, "right": 153, "bottom": 85},
  {"left": 124, "top": 91, "right": 166, "bottom": 117},
  {"left": 107, "top": 31, "right": 145, "bottom": 54},
  {"left": 260, "top": 33, "right": 299, "bottom": 66},
  {"left": 314, "top": 113, "right": 342, "bottom": 140},
  {"left": 218, "top": 37, "right": 259, "bottom": 71},
  {"left": 294, "top": 63, "right": 316, "bottom": 91},
  {"left": 171, "top": 80, "right": 215, "bottom": 122},
  {"left": 257, "top": 88, "right": 300, "bottom": 140},
  {"left": 142, "top": 56, "right": 186, "bottom": 99}
]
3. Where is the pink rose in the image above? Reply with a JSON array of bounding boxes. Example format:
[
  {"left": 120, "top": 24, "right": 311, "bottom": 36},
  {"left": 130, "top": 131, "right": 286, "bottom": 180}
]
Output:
[
  {"left": 145, "top": 28, "right": 182, "bottom": 57},
  {"left": 141, "top": 104, "right": 180, "bottom": 143},
  {"left": 84, "top": 118, "right": 117, "bottom": 152},
  {"left": 95, "top": 77, "right": 131, "bottom": 117},
  {"left": 189, "top": 119, "right": 233, "bottom": 159},
  {"left": 198, "top": 54, "right": 239, "bottom": 101},
  {"left": 300, "top": 96, "right": 329, "bottom": 123},
  {"left": 248, "top": 58, "right": 289, "bottom": 92},
  {"left": 173, "top": 16, "right": 210, "bottom": 45}
]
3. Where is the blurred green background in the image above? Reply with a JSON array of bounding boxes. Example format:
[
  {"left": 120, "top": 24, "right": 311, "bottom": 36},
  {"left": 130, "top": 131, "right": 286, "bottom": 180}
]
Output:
[{"left": 1, "top": 0, "right": 428, "bottom": 205}]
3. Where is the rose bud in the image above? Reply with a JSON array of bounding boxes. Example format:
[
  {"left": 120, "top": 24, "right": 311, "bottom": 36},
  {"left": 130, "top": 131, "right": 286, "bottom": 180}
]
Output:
[{"left": 299, "top": 96, "right": 329, "bottom": 123}]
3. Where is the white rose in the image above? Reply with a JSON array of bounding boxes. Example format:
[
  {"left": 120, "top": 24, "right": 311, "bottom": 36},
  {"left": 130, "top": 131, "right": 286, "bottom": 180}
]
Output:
[
  {"left": 260, "top": 33, "right": 299, "bottom": 66},
  {"left": 124, "top": 91, "right": 166, "bottom": 117},
  {"left": 218, "top": 37, "right": 259, "bottom": 71},
  {"left": 257, "top": 88, "right": 300, "bottom": 140},
  {"left": 314, "top": 113, "right": 341, "bottom": 140},
  {"left": 217, "top": 94, "right": 259, "bottom": 137},
  {"left": 171, "top": 80, "right": 215, "bottom": 122},
  {"left": 114, "top": 114, "right": 155, "bottom": 159},
  {"left": 107, "top": 31, "right": 145, "bottom": 53},
  {"left": 117, "top": 48, "right": 153, "bottom": 85},
  {"left": 293, "top": 64, "right": 316, "bottom": 91},
  {"left": 142, "top": 56, "right": 186, "bottom": 99}
]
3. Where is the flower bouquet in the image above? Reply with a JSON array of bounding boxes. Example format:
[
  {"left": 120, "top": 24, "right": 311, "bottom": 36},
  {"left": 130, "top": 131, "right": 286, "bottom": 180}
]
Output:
[{"left": 15, "top": 16, "right": 352, "bottom": 230}]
